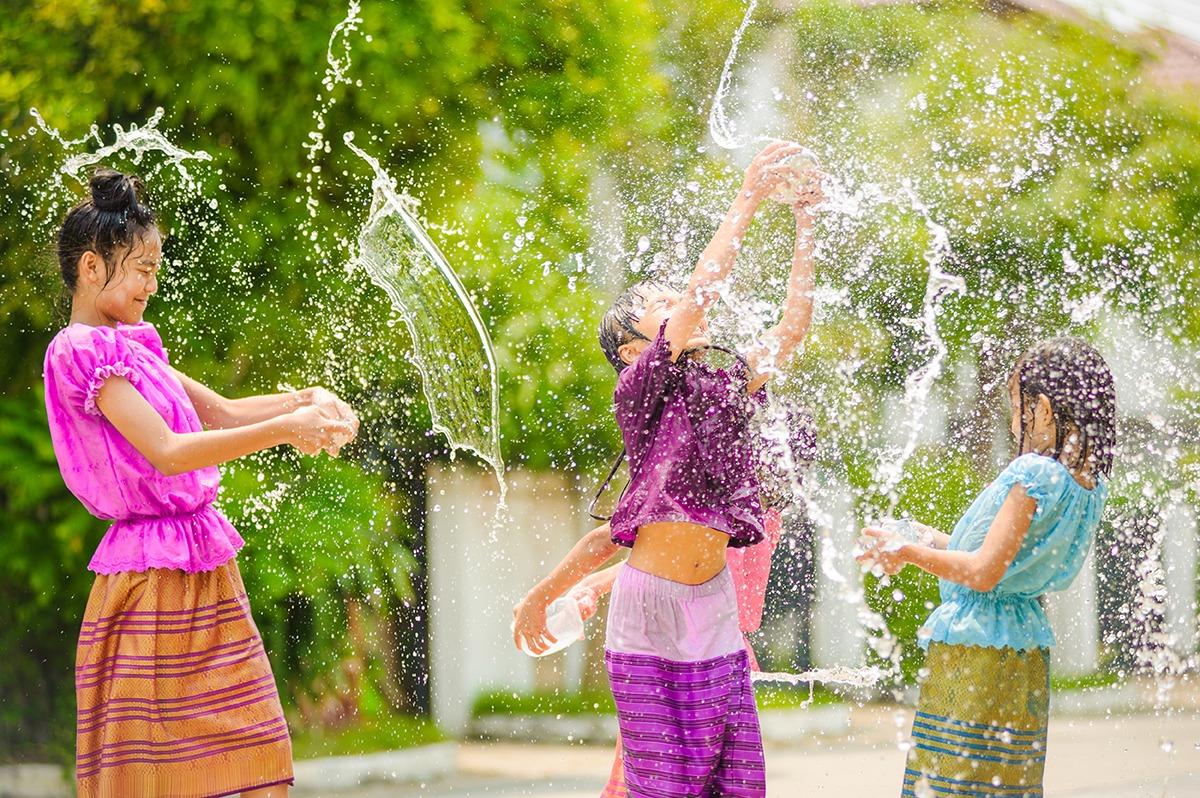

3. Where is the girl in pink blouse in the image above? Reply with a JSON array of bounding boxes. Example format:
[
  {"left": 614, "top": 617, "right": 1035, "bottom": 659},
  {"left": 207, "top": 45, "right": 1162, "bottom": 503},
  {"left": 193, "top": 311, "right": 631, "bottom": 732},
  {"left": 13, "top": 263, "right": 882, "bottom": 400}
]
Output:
[{"left": 45, "top": 168, "right": 356, "bottom": 798}]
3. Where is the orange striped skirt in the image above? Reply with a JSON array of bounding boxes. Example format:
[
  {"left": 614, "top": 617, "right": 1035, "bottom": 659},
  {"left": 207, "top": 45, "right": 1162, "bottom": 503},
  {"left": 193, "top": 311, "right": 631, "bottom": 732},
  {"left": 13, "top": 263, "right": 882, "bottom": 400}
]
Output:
[{"left": 76, "top": 561, "right": 293, "bottom": 798}]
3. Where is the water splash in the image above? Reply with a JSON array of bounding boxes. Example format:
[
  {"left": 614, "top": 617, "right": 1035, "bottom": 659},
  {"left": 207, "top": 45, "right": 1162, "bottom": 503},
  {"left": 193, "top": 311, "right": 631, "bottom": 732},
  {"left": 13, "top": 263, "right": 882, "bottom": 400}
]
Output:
[
  {"left": 344, "top": 132, "right": 505, "bottom": 489},
  {"left": 752, "top": 664, "right": 884, "bottom": 688},
  {"left": 32, "top": 106, "right": 212, "bottom": 184},
  {"left": 705, "top": 3, "right": 970, "bottom": 692},
  {"left": 871, "top": 183, "right": 966, "bottom": 512},
  {"left": 303, "top": 1, "right": 363, "bottom": 219}
]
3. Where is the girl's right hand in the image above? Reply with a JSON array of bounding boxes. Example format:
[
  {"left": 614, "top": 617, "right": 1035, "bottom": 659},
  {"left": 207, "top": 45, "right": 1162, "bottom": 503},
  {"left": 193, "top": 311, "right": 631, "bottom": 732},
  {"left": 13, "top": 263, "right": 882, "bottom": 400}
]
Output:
[
  {"left": 287, "top": 404, "right": 355, "bottom": 457},
  {"left": 512, "top": 592, "right": 555, "bottom": 655},
  {"left": 741, "top": 140, "right": 809, "bottom": 202},
  {"left": 855, "top": 526, "right": 908, "bottom": 576}
]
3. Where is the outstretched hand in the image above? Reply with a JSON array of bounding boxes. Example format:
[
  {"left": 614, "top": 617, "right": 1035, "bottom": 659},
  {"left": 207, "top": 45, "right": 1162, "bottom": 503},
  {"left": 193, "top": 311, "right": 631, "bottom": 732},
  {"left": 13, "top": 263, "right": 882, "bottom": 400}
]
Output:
[
  {"left": 740, "top": 140, "right": 809, "bottom": 202},
  {"left": 512, "top": 592, "right": 556, "bottom": 655},
  {"left": 306, "top": 387, "right": 359, "bottom": 456},
  {"left": 855, "top": 527, "right": 908, "bottom": 576}
]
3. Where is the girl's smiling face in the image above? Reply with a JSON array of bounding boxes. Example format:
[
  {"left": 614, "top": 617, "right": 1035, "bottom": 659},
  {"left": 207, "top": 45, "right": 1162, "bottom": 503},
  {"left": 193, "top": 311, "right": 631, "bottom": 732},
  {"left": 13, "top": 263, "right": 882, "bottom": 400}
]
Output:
[{"left": 89, "top": 230, "right": 162, "bottom": 327}]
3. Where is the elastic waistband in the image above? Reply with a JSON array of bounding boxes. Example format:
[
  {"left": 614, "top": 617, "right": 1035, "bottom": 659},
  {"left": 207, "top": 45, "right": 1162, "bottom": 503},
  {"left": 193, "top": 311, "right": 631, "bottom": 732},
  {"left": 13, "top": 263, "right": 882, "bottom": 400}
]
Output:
[
  {"left": 617, "top": 563, "right": 732, "bottom": 601},
  {"left": 112, "top": 503, "right": 216, "bottom": 525}
]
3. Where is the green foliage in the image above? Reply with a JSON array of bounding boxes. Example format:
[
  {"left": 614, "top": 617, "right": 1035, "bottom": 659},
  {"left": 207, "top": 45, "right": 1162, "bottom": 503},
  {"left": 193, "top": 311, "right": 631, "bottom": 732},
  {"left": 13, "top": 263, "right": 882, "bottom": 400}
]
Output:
[
  {"left": 471, "top": 688, "right": 617, "bottom": 717},
  {"left": 0, "top": 390, "right": 106, "bottom": 761},
  {"left": 787, "top": 0, "right": 1200, "bottom": 364},
  {"left": 219, "top": 450, "right": 418, "bottom": 711},
  {"left": 289, "top": 709, "right": 445, "bottom": 759}
]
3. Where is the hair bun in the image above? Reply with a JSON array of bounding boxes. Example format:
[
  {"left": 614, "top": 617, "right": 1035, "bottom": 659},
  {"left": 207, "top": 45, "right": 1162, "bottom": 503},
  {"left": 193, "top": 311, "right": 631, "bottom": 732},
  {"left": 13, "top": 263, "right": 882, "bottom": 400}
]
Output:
[{"left": 89, "top": 168, "right": 145, "bottom": 214}]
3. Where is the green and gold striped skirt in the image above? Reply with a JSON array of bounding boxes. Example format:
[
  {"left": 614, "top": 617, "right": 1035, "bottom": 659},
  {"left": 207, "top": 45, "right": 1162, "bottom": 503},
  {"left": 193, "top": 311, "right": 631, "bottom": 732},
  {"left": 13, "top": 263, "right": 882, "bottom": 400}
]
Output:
[{"left": 903, "top": 642, "right": 1049, "bottom": 798}]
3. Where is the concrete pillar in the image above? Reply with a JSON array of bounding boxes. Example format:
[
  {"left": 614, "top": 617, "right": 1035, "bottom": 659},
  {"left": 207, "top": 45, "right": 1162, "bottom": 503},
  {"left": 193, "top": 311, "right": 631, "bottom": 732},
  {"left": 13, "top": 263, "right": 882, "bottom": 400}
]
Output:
[
  {"left": 427, "top": 464, "right": 580, "bottom": 734},
  {"left": 1161, "top": 501, "right": 1199, "bottom": 656},
  {"left": 808, "top": 470, "right": 865, "bottom": 670},
  {"left": 1044, "top": 551, "right": 1099, "bottom": 676}
]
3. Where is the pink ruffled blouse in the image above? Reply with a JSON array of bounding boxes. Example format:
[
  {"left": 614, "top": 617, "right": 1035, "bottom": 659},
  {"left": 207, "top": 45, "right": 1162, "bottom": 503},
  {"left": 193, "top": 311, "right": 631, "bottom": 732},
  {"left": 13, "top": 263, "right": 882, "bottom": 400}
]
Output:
[{"left": 43, "top": 322, "right": 243, "bottom": 574}]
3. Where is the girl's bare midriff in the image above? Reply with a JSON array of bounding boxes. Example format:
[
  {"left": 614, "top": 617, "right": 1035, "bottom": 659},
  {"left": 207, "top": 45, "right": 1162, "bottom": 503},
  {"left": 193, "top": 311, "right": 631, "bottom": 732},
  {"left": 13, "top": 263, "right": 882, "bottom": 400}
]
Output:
[{"left": 627, "top": 521, "right": 731, "bottom": 585}]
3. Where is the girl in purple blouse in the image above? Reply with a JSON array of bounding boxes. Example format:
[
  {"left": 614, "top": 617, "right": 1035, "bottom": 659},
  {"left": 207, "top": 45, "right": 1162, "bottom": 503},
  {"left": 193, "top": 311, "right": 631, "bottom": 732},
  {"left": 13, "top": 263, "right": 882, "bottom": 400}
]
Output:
[
  {"left": 44, "top": 169, "right": 356, "bottom": 798},
  {"left": 514, "top": 141, "right": 822, "bottom": 798}
]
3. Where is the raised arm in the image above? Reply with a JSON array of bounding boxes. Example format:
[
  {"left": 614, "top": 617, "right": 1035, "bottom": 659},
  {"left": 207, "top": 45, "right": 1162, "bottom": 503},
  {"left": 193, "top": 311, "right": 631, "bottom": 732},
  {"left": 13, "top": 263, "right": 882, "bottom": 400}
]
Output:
[
  {"left": 512, "top": 523, "right": 622, "bottom": 655},
  {"left": 746, "top": 173, "right": 822, "bottom": 393},
  {"left": 95, "top": 376, "right": 355, "bottom": 476},
  {"left": 661, "top": 141, "right": 806, "bottom": 361},
  {"left": 858, "top": 485, "right": 1037, "bottom": 592}
]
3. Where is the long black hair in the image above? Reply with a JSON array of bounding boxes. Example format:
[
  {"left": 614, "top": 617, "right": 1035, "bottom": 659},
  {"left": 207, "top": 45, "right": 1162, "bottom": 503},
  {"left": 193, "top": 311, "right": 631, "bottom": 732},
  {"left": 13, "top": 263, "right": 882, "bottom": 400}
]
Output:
[
  {"left": 1010, "top": 337, "right": 1116, "bottom": 478},
  {"left": 57, "top": 167, "right": 157, "bottom": 295}
]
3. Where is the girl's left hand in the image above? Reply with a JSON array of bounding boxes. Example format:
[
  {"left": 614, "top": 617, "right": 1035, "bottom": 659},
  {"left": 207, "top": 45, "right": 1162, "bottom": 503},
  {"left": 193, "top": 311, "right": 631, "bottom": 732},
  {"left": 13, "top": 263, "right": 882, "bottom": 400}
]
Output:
[
  {"left": 569, "top": 584, "right": 602, "bottom": 622},
  {"left": 855, "top": 527, "right": 908, "bottom": 575},
  {"left": 307, "top": 387, "right": 360, "bottom": 455},
  {"left": 791, "top": 172, "right": 825, "bottom": 217}
]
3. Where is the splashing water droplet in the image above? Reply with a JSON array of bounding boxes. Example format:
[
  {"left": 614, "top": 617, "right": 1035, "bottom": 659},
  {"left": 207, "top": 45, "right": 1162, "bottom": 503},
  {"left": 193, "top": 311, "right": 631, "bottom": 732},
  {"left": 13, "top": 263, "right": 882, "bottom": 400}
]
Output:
[{"left": 344, "top": 133, "right": 505, "bottom": 495}]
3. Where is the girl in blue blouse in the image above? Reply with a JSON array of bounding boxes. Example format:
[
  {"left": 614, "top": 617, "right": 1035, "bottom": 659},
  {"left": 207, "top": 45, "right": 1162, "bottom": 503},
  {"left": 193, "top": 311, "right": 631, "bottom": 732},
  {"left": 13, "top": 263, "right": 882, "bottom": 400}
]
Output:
[{"left": 857, "top": 337, "right": 1116, "bottom": 798}]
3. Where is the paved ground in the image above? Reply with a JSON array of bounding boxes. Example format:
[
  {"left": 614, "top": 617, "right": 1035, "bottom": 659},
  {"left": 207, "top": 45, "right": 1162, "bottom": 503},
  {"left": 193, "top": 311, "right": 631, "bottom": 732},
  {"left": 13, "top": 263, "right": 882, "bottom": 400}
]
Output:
[{"left": 316, "top": 706, "right": 1200, "bottom": 797}]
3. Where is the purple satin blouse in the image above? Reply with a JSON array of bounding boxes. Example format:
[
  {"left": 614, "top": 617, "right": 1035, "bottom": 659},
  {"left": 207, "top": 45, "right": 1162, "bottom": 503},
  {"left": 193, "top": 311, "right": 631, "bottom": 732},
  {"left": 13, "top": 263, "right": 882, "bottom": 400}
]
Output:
[
  {"left": 43, "top": 323, "right": 244, "bottom": 574},
  {"left": 609, "top": 322, "right": 765, "bottom": 549}
]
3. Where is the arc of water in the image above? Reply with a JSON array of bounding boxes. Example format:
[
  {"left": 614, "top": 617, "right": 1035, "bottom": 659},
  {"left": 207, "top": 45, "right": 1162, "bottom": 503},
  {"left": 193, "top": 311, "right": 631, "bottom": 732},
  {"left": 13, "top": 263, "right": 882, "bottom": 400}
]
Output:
[
  {"left": 873, "top": 185, "right": 966, "bottom": 511},
  {"left": 708, "top": 0, "right": 762, "bottom": 151},
  {"left": 344, "top": 132, "right": 505, "bottom": 487}
]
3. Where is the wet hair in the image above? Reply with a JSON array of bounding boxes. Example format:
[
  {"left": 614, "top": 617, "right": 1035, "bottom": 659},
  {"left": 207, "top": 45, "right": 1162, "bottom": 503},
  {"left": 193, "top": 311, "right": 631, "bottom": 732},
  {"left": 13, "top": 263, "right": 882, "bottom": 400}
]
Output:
[
  {"left": 57, "top": 167, "right": 157, "bottom": 293},
  {"left": 598, "top": 280, "right": 671, "bottom": 371},
  {"left": 1009, "top": 337, "right": 1116, "bottom": 478}
]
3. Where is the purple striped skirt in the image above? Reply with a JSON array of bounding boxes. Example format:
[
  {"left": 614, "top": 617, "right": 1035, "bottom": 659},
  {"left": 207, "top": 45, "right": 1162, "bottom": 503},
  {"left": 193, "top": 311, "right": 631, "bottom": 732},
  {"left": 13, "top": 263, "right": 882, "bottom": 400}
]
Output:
[
  {"left": 605, "top": 565, "right": 765, "bottom": 798},
  {"left": 76, "top": 561, "right": 293, "bottom": 798}
]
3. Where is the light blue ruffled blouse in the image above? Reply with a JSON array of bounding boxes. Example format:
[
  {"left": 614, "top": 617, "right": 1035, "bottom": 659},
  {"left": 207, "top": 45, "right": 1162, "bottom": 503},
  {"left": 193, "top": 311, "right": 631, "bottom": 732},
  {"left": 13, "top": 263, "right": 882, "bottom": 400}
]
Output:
[{"left": 921, "top": 453, "right": 1108, "bottom": 651}]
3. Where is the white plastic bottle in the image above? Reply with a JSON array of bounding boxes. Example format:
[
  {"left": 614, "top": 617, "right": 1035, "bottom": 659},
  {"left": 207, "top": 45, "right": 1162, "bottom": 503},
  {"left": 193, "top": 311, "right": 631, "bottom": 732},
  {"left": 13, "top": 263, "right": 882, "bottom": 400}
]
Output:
[{"left": 516, "top": 595, "right": 584, "bottom": 658}]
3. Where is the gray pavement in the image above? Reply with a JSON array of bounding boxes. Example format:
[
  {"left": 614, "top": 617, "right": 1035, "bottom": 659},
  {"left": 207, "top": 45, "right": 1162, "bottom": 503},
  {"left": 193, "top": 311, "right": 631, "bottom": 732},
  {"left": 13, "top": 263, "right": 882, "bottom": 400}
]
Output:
[{"left": 309, "top": 707, "right": 1200, "bottom": 797}]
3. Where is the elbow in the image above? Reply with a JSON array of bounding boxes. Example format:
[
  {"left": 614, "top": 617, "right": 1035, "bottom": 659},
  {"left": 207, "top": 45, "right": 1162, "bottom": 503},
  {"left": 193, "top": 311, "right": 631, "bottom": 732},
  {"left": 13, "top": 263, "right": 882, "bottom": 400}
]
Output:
[
  {"left": 586, "top": 527, "right": 620, "bottom": 558},
  {"left": 146, "top": 443, "right": 191, "bottom": 477},
  {"left": 973, "top": 577, "right": 1003, "bottom": 593},
  {"left": 966, "top": 568, "right": 1003, "bottom": 593},
  {"left": 151, "top": 459, "right": 188, "bottom": 477}
]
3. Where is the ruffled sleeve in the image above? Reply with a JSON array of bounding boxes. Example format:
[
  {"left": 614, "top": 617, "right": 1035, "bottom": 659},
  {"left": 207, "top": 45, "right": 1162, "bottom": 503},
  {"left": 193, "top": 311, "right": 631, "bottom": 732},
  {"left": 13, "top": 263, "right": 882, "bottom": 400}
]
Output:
[
  {"left": 47, "top": 325, "right": 144, "bottom": 417},
  {"left": 992, "top": 453, "right": 1100, "bottom": 597},
  {"left": 613, "top": 320, "right": 680, "bottom": 446},
  {"left": 998, "top": 453, "right": 1064, "bottom": 512}
]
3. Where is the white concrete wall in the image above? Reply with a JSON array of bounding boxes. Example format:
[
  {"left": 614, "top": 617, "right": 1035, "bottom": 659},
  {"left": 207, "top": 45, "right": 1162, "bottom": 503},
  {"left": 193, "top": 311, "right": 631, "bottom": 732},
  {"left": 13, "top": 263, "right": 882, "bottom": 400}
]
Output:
[
  {"left": 1161, "top": 500, "right": 1199, "bottom": 656},
  {"left": 1044, "top": 554, "right": 1100, "bottom": 676},
  {"left": 808, "top": 470, "right": 867, "bottom": 671},
  {"left": 427, "top": 464, "right": 584, "bottom": 734}
]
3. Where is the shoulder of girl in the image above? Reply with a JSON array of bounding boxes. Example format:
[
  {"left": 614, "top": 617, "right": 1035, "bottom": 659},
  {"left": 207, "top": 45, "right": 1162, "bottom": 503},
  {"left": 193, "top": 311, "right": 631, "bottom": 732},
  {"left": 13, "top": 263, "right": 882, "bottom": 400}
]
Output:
[
  {"left": 1009, "top": 452, "right": 1055, "bottom": 472},
  {"left": 49, "top": 323, "right": 117, "bottom": 356},
  {"left": 1005, "top": 452, "right": 1069, "bottom": 493}
]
